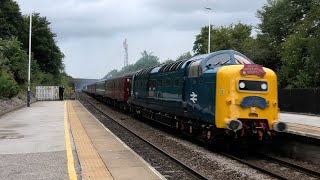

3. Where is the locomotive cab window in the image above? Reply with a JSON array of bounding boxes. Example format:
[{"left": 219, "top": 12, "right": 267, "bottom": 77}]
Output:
[
  {"left": 188, "top": 61, "right": 202, "bottom": 77},
  {"left": 206, "top": 53, "right": 231, "bottom": 67},
  {"left": 234, "top": 54, "right": 253, "bottom": 64}
]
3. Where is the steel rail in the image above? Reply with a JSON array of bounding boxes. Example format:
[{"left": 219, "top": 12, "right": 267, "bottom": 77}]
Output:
[
  {"left": 220, "top": 152, "right": 287, "bottom": 180},
  {"left": 221, "top": 152, "right": 320, "bottom": 180}
]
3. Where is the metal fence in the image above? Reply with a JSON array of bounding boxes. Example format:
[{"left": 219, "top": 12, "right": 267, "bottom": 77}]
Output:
[{"left": 278, "top": 88, "right": 320, "bottom": 114}]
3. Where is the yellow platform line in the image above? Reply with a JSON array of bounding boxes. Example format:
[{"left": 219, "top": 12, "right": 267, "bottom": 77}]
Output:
[
  {"left": 64, "top": 101, "right": 77, "bottom": 180},
  {"left": 66, "top": 101, "right": 113, "bottom": 180}
]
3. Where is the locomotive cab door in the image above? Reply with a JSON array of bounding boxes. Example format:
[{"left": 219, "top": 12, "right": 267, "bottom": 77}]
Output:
[{"left": 183, "top": 60, "right": 203, "bottom": 118}]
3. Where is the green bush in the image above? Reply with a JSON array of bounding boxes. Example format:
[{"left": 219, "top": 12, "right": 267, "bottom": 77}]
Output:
[{"left": 0, "top": 70, "right": 20, "bottom": 98}]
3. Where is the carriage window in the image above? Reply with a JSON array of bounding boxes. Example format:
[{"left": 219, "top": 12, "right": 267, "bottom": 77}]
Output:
[
  {"left": 206, "top": 53, "right": 231, "bottom": 67},
  {"left": 188, "top": 61, "right": 202, "bottom": 77},
  {"left": 234, "top": 54, "right": 253, "bottom": 64},
  {"left": 158, "top": 80, "right": 163, "bottom": 87}
]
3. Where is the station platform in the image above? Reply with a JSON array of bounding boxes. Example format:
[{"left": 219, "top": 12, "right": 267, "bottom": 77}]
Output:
[
  {"left": 0, "top": 101, "right": 165, "bottom": 180},
  {"left": 279, "top": 113, "right": 320, "bottom": 139}
]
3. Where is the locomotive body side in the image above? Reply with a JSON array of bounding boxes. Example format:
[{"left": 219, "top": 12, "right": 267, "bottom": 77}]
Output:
[{"left": 130, "top": 66, "right": 186, "bottom": 119}]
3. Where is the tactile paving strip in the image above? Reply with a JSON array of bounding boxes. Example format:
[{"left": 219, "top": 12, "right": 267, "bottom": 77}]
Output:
[{"left": 67, "top": 101, "right": 114, "bottom": 180}]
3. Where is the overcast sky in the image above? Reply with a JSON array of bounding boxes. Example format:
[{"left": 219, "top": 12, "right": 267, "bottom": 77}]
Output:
[{"left": 16, "top": 0, "right": 267, "bottom": 79}]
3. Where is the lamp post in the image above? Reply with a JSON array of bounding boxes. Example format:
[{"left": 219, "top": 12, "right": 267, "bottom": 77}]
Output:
[
  {"left": 205, "top": 7, "right": 211, "bottom": 53},
  {"left": 27, "top": 13, "right": 32, "bottom": 107}
]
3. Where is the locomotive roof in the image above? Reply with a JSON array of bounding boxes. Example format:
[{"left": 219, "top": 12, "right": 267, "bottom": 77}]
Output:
[{"left": 134, "top": 50, "right": 253, "bottom": 77}]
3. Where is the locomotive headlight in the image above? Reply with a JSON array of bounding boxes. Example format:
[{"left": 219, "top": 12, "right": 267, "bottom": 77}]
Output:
[
  {"left": 226, "top": 120, "right": 243, "bottom": 131},
  {"left": 239, "top": 82, "right": 246, "bottom": 89},
  {"left": 261, "top": 83, "right": 267, "bottom": 90}
]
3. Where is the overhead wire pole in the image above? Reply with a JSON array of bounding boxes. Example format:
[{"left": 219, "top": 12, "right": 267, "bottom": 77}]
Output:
[
  {"left": 27, "top": 13, "right": 32, "bottom": 107},
  {"left": 205, "top": 7, "right": 212, "bottom": 53}
]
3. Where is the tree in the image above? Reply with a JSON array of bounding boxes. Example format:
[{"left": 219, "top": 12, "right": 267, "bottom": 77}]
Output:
[
  {"left": 0, "top": 43, "right": 19, "bottom": 98},
  {"left": 193, "top": 23, "right": 253, "bottom": 55},
  {"left": 0, "top": 0, "right": 27, "bottom": 46},
  {"left": 176, "top": 52, "right": 192, "bottom": 61},
  {"left": 0, "top": 1, "right": 71, "bottom": 99},
  {"left": 255, "top": 0, "right": 314, "bottom": 73},
  {"left": 133, "top": 51, "right": 160, "bottom": 70},
  {"left": 241, "top": 35, "right": 282, "bottom": 71},
  {"left": 25, "top": 13, "right": 64, "bottom": 75},
  {"left": 257, "top": 0, "right": 312, "bottom": 46},
  {"left": 0, "top": 70, "right": 19, "bottom": 98},
  {"left": 104, "top": 50, "right": 160, "bottom": 78},
  {"left": 163, "top": 58, "right": 174, "bottom": 64},
  {"left": 278, "top": 0, "right": 320, "bottom": 88},
  {"left": 0, "top": 38, "right": 30, "bottom": 85},
  {"left": 103, "top": 69, "right": 118, "bottom": 79}
]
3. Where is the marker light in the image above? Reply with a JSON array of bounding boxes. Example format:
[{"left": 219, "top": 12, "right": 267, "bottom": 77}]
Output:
[
  {"left": 239, "top": 82, "right": 246, "bottom": 89},
  {"left": 261, "top": 83, "right": 267, "bottom": 90}
]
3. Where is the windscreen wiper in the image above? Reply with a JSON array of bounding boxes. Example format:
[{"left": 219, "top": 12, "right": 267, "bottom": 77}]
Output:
[{"left": 213, "top": 60, "right": 229, "bottom": 66}]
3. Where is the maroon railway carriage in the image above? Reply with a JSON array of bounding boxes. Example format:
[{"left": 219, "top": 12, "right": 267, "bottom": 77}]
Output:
[{"left": 103, "top": 73, "right": 134, "bottom": 109}]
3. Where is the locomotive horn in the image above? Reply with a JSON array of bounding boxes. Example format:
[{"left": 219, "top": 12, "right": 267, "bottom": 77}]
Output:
[
  {"left": 273, "top": 122, "right": 287, "bottom": 132},
  {"left": 226, "top": 120, "right": 243, "bottom": 131}
]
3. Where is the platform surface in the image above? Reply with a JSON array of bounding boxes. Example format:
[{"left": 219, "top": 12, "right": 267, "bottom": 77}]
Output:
[
  {"left": 0, "top": 100, "right": 165, "bottom": 180},
  {"left": 0, "top": 101, "right": 81, "bottom": 180},
  {"left": 280, "top": 113, "right": 320, "bottom": 139},
  {"left": 68, "top": 100, "right": 165, "bottom": 180}
]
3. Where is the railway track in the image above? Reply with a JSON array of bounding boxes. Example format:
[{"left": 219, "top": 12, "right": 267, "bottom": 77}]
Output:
[
  {"left": 79, "top": 93, "right": 208, "bottom": 180},
  {"left": 258, "top": 153, "right": 320, "bottom": 178},
  {"left": 222, "top": 152, "right": 320, "bottom": 180}
]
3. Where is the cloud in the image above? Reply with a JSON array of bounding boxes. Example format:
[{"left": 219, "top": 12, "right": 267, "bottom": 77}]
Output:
[{"left": 16, "top": 0, "right": 267, "bottom": 79}]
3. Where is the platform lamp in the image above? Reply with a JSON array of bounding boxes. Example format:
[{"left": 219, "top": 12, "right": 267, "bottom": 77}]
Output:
[
  {"left": 205, "top": 7, "right": 212, "bottom": 54},
  {"left": 27, "top": 13, "right": 32, "bottom": 107}
]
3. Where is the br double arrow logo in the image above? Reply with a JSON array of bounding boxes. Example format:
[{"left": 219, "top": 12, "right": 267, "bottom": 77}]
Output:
[{"left": 190, "top": 92, "right": 198, "bottom": 103}]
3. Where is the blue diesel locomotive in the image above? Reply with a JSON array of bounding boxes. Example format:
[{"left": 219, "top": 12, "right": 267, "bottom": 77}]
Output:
[
  {"left": 85, "top": 50, "right": 287, "bottom": 143},
  {"left": 128, "top": 50, "right": 287, "bottom": 142}
]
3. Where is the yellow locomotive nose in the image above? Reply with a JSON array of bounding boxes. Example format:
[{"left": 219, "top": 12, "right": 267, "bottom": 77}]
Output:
[{"left": 215, "top": 65, "right": 281, "bottom": 132}]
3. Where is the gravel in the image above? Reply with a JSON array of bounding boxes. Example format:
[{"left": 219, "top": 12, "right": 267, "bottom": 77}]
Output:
[{"left": 0, "top": 95, "right": 37, "bottom": 116}]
